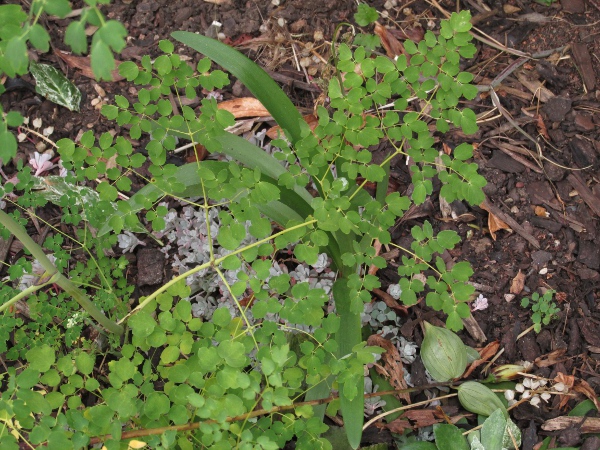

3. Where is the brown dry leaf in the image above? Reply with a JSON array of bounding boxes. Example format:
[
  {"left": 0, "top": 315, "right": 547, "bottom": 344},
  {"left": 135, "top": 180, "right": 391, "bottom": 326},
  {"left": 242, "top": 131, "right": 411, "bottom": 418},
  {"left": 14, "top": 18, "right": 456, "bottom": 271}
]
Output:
[
  {"left": 374, "top": 22, "right": 406, "bottom": 58},
  {"left": 572, "top": 378, "right": 600, "bottom": 411},
  {"left": 463, "top": 340, "right": 499, "bottom": 378},
  {"left": 203, "top": 0, "right": 230, "bottom": 4},
  {"left": 367, "top": 335, "right": 410, "bottom": 403},
  {"left": 105, "top": 153, "right": 118, "bottom": 171},
  {"left": 56, "top": 50, "right": 123, "bottom": 81},
  {"left": 368, "top": 239, "right": 382, "bottom": 276},
  {"left": 405, "top": 409, "right": 445, "bottom": 427},
  {"left": 503, "top": 4, "right": 521, "bottom": 13},
  {"left": 442, "top": 142, "right": 452, "bottom": 155},
  {"left": 372, "top": 288, "right": 408, "bottom": 316},
  {"left": 217, "top": 97, "right": 270, "bottom": 119},
  {"left": 510, "top": 270, "right": 526, "bottom": 295},
  {"left": 479, "top": 201, "right": 512, "bottom": 240},
  {"left": 535, "top": 114, "right": 550, "bottom": 140},
  {"left": 266, "top": 114, "right": 318, "bottom": 140},
  {"left": 534, "top": 348, "right": 567, "bottom": 368},
  {"left": 479, "top": 340, "right": 501, "bottom": 360},
  {"left": 534, "top": 206, "right": 548, "bottom": 217},
  {"left": 185, "top": 143, "right": 209, "bottom": 163},
  {"left": 388, "top": 26, "right": 425, "bottom": 43},
  {"left": 382, "top": 418, "right": 411, "bottom": 434},
  {"left": 554, "top": 372, "right": 575, "bottom": 410}
]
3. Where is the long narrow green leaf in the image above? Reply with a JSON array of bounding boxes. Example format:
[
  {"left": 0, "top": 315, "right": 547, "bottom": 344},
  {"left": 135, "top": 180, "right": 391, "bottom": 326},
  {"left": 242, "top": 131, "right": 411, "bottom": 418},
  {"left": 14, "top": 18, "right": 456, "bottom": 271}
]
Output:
[
  {"left": 217, "top": 133, "right": 314, "bottom": 206},
  {"left": 171, "top": 31, "right": 304, "bottom": 145},
  {"left": 99, "top": 159, "right": 308, "bottom": 236},
  {"left": 333, "top": 278, "right": 364, "bottom": 449}
]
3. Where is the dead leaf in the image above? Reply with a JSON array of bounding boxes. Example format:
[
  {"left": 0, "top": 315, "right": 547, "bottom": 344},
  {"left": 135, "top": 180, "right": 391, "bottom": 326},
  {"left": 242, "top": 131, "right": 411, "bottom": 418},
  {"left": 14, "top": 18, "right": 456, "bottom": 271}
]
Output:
[
  {"left": 368, "top": 239, "right": 383, "bottom": 275},
  {"left": 367, "top": 335, "right": 410, "bottom": 403},
  {"left": 203, "top": 0, "right": 230, "bottom": 4},
  {"left": 534, "top": 348, "right": 567, "bottom": 368},
  {"left": 535, "top": 114, "right": 549, "bottom": 140},
  {"left": 442, "top": 142, "right": 452, "bottom": 155},
  {"left": 572, "top": 378, "right": 600, "bottom": 411},
  {"left": 554, "top": 372, "right": 575, "bottom": 410},
  {"left": 480, "top": 201, "right": 512, "bottom": 240},
  {"left": 382, "top": 418, "right": 411, "bottom": 434},
  {"left": 463, "top": 340, "right": 499, "bottom": 378},
  {"left": 388, "top": 26, "right": 425, "bottom": 43},
  {"left": 185, "top": 143, "right": 209, "bottom": 163},
  {"left": 510, "top": 270, "right": 526, "bottom": 295},
  {"left": 374, "top": 22, "right": 406, "bottom": 58},
  {"left": 372, "top": 288, "right": 408, "bottom": 316},
  {"left": 266, "top": 114, "right": 318, "bottom": 140},
  {"left": 406, "top": 408, "right": 449, "bottom": 427},
  {"left": 56, "top": 50, "right": 123, "bottom": 81},
  {"left": 503, "top": 4, "right": 521, "bottom": 14},
  {"left": 217, "top": 97, "right": 270, "bottom": 119}
]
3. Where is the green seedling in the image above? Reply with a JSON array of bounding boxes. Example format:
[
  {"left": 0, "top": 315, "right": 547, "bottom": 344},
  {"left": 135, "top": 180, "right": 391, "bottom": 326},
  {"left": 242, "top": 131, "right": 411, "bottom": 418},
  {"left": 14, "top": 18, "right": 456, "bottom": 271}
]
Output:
[{"left": 521, "top": 290, "right": 559, "bottom": 333}]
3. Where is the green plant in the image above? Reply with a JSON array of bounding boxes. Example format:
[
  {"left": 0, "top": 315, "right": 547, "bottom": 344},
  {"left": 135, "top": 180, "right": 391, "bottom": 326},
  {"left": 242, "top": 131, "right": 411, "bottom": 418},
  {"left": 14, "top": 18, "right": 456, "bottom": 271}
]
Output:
[
  {"left": 0, "top": 0, "right": 127, "bottom": 161},
  {"left": 1, "top": 7, "right": 486, "bottom": 449},
  {"left": 383, "top": 391, "right": 519, "bottom": 450},
  {"left": 431, "top": 408, "right": 521, "bottom": 450},
  {"left": 520, "top": 290, "right": 558, "bottom": 333}
]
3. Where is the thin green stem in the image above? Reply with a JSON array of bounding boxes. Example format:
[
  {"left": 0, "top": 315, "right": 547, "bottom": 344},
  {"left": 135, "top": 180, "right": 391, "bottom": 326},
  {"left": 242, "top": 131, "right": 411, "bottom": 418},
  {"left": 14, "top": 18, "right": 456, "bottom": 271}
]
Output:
[
  {"left": 118, "top": 219, "right": 318, "bottom": 324},
  {"left": 0, "top": 273, "right": 60, "bottom": 314},
  {"left": 7, "top": 199, "right": 115, "bottom": 297},
  {"left": 0, "top": 210, "right": 123, "bottom": 335}
]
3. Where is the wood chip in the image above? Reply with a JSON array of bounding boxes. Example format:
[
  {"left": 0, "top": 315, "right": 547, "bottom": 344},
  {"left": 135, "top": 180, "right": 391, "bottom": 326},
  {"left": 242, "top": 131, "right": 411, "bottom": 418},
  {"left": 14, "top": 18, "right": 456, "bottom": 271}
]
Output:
[
  {"left": 542, "top": 416, "right": 600, "bottom": 433},
  {"left": 572, "top": 43, "right": 596, "bottom": 91},
  {"left": 567, "top": 173, "right": 600, "bottom": 218},
  {"left": 462, "top": 314, "right": 487, "bottom": 343}
]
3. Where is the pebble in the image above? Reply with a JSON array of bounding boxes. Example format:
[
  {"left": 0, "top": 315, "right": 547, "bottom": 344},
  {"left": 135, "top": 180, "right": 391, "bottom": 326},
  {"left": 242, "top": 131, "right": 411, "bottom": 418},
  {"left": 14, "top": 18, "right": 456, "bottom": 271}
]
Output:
[{"left": 542, "top": 96, "right": 572, "bottom": 122}]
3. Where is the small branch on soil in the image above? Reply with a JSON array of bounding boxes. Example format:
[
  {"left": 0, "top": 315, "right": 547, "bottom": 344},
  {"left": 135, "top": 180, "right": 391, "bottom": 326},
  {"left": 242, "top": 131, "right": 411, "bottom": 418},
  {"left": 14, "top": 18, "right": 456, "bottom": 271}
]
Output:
[{"left": 481, "top": 198, "right": 541, "bottom": 249}]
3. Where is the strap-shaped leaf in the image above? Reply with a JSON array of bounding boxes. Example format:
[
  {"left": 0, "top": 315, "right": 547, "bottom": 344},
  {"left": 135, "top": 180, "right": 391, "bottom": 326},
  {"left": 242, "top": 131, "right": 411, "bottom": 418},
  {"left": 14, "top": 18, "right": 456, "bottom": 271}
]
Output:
[
  {"left": 333, "top": 278, "right": 364, "bottom": 449},
  {"left": 98, "top": 158, "right": 308, "bottom": 236},
  {"left": 171, "top": 31, "right": 304, "bottom": 145}
]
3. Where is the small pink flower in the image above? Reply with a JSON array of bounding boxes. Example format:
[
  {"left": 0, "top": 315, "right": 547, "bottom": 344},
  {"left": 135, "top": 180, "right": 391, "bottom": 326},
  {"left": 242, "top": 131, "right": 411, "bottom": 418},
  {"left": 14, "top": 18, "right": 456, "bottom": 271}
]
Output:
[
  {"left": 30, "top": 152, "right": 57, "bottom": 176},
  {"left": 471, "top": 294, "right": 489, "bottom": 312}
]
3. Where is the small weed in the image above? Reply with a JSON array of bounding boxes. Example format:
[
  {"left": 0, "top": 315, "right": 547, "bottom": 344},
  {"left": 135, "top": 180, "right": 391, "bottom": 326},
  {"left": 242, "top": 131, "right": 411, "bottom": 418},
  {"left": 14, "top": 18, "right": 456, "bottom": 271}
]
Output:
[{"left": 521, "top": 290, "right": 559, "bottom": 333}]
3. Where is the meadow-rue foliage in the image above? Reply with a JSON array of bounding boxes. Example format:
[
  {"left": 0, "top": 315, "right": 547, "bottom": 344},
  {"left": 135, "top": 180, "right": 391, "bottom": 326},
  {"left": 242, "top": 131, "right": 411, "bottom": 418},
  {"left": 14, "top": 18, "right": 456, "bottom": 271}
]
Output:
[{"left": 0, "top": 7, "right": 487, "bottom": 449}]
